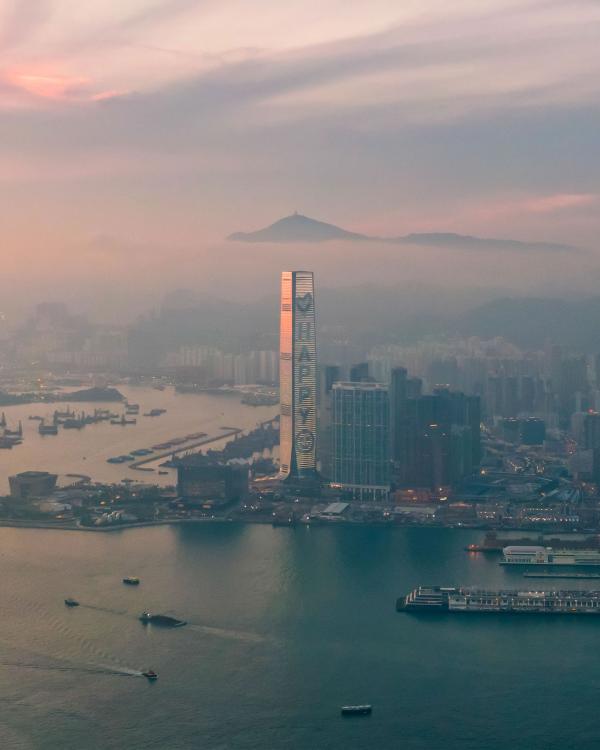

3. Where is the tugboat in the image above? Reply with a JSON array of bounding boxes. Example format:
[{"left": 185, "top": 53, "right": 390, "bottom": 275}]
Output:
[
  {"left": 142, "top": 669, "right": 158, "bottom": 682},
  {"left": 64, "top": 598, "right": 80, "bottom": 607},
  {"left": 123, "top": 576, "right": 140, "bottom": 586},
  {"left": 341, "top": 705, "right": 372, "bottom": 717}
]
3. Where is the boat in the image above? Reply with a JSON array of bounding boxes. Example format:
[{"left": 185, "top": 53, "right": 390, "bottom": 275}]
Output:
[
  {"left": 143, "top": 408, "right": 167, "bottom": 417},
  {"left": 501, "top": 546, "right": 600, "bottom": 568},
  {"left": 110, "top": 415, "right": 136, "bottom": 426},
  {"left": 125, "top": 403, "right": 140, "bottom": 415},
  {"left": 28, "top": 415, "right": 43, "bottom": 421},
  {"left": 341, "top": 705, "right": 372, "bottom": 717},
  {"left": 158, "top": 470, "right": 169, "bottom": 475},
  {"left": 142, "top": 669, "right": 158, "bottom": 682},
  {"left": 39, "top": 420, "right": 58, "bottom": 435},
  {"left": 64, "top": 598, "right": 79, "bottom": 607},
  {"left": 398, "top": 586, "right": 600, "bottom": 615},
  {"left": 139, "top": 612, "right": 186, "bottom": 627},
  {"left": 123, "top": 576, "right": 140, "bottom": 585},
  {"left": 63, "top": 417, "right": 85, "bottom": 429}
]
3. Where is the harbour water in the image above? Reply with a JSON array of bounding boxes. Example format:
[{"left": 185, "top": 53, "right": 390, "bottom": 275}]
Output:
[
  {"left": 1, "top": 524, "right": 599, "bottom": 749},
  {"left": 0, "top": 386, "right": 276, "bottom": 492}
]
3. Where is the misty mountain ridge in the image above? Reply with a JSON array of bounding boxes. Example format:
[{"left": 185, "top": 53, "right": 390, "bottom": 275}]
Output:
[
  {"left": 228, "top": 213, "right": 576, "bottom": 252},
  {"left": 228, "top": 212, "right": 368, "bottom": 243}
]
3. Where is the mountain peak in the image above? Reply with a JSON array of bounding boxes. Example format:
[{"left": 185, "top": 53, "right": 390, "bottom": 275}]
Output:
[
  {"left": 227, "top": 213, "right": 576, "bottom": 252},
  {"left": 228, "top": 213, "right": 368, "bottom": 243}
]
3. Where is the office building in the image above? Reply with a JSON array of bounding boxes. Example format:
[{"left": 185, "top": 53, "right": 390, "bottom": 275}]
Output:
[
  {"left": 331, "top": 382, "right": 390, "bottom": 501},
  {"left": 279, "top": 271, "right": 318, "bottom": 480}
]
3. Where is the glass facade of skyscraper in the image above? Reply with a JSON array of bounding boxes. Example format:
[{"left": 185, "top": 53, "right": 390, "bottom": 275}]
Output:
[
  {"left": 331, "top": 382, "right": 390, "bottom": 501},
  {"left": 279, "top": 271, "right": 317, "bottom": 479}
]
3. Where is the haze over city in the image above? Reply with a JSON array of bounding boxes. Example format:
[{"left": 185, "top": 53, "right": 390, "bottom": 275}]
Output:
[
  {"left": 3, "top": 3, "right": 600, "bottom": 749},
  {"left": 2, "top": 0, "right": 600, "bottom": 319}
]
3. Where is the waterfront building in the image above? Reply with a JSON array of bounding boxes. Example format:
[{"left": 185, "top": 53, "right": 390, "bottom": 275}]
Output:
[
  {"left": 175, "top": 455, "right": 248, "bottom": 507},
  {"left": 390, "top": 384, "right": 481, "bottom": 489},
  {"left": 9, "top": 471, "right": 58, "bottom": 499},
  {"left": 331, "top": 382, "right": 390, "bottom": 501},
  {"left": 279, "top": 271, "right": 318, "bottom": 481}
]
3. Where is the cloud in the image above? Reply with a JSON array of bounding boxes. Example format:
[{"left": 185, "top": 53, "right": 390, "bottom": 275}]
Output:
[{"left": 0, "top": 0, "right": 598, "bottom": 261}]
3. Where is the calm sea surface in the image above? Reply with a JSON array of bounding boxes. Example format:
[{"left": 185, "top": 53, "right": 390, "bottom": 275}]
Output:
[{"left": 0, "top": 523, "right": 599, "bottom": 750}]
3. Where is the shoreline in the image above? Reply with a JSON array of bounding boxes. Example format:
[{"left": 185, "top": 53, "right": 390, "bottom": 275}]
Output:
[{"left": 0, "top": 517, "right": 591, "bottom": 535}]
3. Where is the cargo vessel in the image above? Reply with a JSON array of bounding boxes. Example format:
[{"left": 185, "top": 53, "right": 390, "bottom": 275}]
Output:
[
  {"left": 501, "top": 546, "right": 600, "bottom": 567},
  {"left": 398, "top": 586, "right": 600, "bottom": 614}
]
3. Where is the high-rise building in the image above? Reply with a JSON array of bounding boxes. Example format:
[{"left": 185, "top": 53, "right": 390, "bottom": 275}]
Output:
[
  {"left": 317, "top": 364, "right": 341, "bottom": 478},
  {"left": 279, "top": 271, "right": 318, "bottom": 480},
  {"left": 331, "top": 382, "right": 390, "bottom": 501}
]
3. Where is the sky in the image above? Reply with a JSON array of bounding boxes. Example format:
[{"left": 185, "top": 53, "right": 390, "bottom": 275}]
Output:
[{"left": 1, "top": 0, "right": 600, "bottom": 319}]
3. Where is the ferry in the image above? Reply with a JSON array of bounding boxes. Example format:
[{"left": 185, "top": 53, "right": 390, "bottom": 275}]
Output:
[
  {"left": 501, "top": 546, "right": 600, "bottom": 567},
  {"left": 341, "top": 705, "right": 372, "bottom": 717},
  {"left": 398, "top": 586, "right": 600, "bottom": 615}
]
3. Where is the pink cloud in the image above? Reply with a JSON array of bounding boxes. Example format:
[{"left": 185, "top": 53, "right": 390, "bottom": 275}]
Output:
[
  {"left": 520, "top": 193, "right": 598, "bottom": 213},
  {"left": 473, "top": 193, "right": 599, "bottom": 222},
  {"left": 2, "top": 68, "right": 127, "bottom": 104}
]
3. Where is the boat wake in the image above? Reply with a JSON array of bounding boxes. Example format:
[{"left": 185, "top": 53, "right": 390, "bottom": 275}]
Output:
[
  {"left": 186, "top": 623, "right": 265, "bottom": 643},
  {"left": 0, "top": 660, "right": 143, "bottom": 678}
]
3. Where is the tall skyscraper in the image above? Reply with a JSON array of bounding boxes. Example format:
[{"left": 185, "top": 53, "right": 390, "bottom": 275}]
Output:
[
  {"left": 331, "top": 382, "right": 390, "bottom": 501},
  {"left": 279, "top": 271, "right": 318, "bottom": 480}
]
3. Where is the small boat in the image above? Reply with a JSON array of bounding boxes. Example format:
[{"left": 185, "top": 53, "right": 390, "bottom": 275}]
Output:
[
  {"left": 142, "top": 669, "right": 158, "bottom": 682},
  {"left": 123, "top": 576, "right": 140, "bottom": 586},
  {"left": 139, "top": 612, "right": 186, "bottom": 627},
  {"left": 158, "top": 470, "right": 169, "bottom": 475},
  {"left": 64, "top": 598, "right": 80, "bottom": 607},
  {"left": 341, "top": 705, "right": 372, "bottom": 717}
]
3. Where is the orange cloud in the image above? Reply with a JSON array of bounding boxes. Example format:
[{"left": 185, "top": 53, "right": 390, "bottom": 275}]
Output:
[
  {"left": 8, "top": 70, "right": 89, "bottom": 100},
  {"left": 4, "top": 68, "right": 126, "bottom": 104}
]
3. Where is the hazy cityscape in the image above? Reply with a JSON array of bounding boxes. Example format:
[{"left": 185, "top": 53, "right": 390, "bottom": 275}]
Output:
[{"left": 3, "top": 1, "right": 600, "bottom": 748}]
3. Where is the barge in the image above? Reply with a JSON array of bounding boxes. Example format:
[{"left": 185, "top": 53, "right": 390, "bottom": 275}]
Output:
[{"left": 398, "top": 586, "right": 600, "bottom": 614}]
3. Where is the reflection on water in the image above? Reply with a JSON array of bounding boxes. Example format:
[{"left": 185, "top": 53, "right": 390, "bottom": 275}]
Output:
[{"left": 0, "top": 524, "right": 598, "bottom": 750}]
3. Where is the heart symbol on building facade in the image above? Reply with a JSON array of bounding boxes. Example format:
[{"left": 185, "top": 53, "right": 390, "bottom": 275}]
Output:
[{"left": 296, "top": 293, "right": 313, "bottom": 313}]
